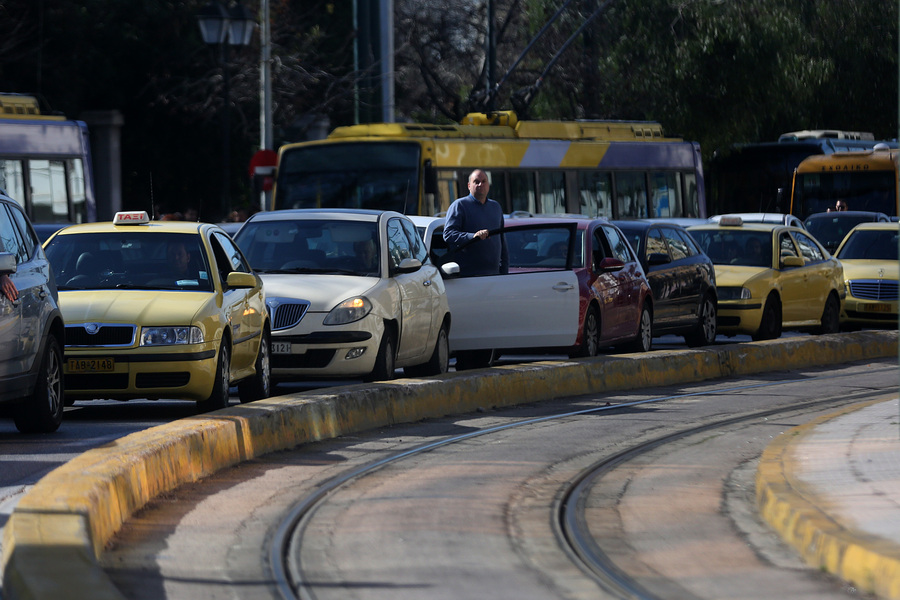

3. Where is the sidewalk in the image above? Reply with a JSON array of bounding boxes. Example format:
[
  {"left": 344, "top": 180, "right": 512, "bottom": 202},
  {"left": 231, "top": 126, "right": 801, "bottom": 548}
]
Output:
[{"left": 757, "top": 396, "right": 900, "bottom": 600}]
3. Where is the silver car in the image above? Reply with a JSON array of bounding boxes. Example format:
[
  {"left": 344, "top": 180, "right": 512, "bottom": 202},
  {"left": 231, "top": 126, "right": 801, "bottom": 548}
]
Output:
[{"left": 0, "top": 192, "right": 65, "bottom": 432}]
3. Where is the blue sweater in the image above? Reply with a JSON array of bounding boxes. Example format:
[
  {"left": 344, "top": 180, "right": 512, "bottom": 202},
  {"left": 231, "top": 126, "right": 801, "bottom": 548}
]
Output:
[{"left": 443, "top": 194, "right": 508, "bottom": 275}]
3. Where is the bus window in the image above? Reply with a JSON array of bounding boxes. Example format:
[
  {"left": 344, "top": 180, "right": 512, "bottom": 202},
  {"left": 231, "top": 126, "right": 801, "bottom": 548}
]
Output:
[
  {"left": 68, "top": 159, "right": 87, "bottom": 223},
  {"left": 0, "top": 159, "right": 25, "bottom": 202},
  {"left": 650, "top": 171, "right": 683, "bottom": 218},
  {"left": 484, "top": 170, "right": 508, "bottom": 212},
  {"left": 435, "top": 171, "right": 458, "bottom": 215},
  {"left": 577, "top": 171, "right": 613, "bottom": 219},
  {"left": 538, "top": 171, "right": 566, "bottom": 214},
  {"left": 616, "top": 172, "right": 648, "bottom": 218},
  {"left": 509, "top": 171, "right": 536, "bottom": 214},
  {"left": 29, "top": 159, "right": 70, "bottom": 222},
  {"left": 683, "top": 172, "right": 700, "bottom": 217}
]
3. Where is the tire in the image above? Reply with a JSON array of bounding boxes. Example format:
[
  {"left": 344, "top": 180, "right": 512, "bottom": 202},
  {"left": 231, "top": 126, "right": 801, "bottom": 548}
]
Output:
[
  {"left": 368, "top": 329, "right": 396, "bottom": 381},
  {"left": 752, "top": 295, "right": 782, "bottom": 341},
  {"left": 405, "top": 321, "right": 450, "bottom": 377},
  {"left": 198, "top": 342, "right": 231, "bottom": 413},
  {"left": 816, "top": 294, "right": 841, "bottom": 335},
  {"left": 570, "top": 306, "right": 600, "bottom": 358},
  {"left": 623, "top": 304, "right": 652, "bottom": 353},
  {"left": 238, "top": 329, "right": 271, "bottom": 403},
  {"left": 685, "top": 294, "right": 717, "bottom": 347},
  {"left": 14, "top": 335, "right": 64, "bottom": 433},
  {"left": 454, "top": 349, "right": 494, "bottom": 371}
]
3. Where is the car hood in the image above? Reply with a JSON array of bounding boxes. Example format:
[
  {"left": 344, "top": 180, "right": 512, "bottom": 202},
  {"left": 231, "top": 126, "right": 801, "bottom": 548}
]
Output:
[
  {"left": 712, "top": 264, "right": 771, "bottom": 287},
  {"left": 840, "top": 259, "right": 898, "bottom": 281},
  {"left": 260, "top": 274, "right": 378, "bottom": 311},
  {"left": 59, "top": 290, "right": 209, "bottom": 324}
]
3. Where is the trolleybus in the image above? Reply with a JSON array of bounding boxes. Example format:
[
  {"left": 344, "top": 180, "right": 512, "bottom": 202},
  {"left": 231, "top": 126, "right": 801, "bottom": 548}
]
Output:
[
  {"left": 0, "top": 94, "right": 95, "bottom": 225},
  {"left": 789, "top": 145, "right": 899, "bottom": 218},
  {"left": 272, "top": 111, "right": 706, "bottom": 219}
]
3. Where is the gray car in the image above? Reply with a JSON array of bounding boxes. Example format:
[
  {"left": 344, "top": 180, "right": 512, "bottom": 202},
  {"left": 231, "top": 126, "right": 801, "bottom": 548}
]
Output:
[{"left": 0, "top": 192, "right": 65, "bottom": 432}]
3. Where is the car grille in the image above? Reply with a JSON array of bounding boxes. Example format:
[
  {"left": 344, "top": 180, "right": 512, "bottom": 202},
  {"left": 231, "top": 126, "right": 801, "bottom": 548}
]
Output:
[
  {"left": 849, "top": 279, "right": 899, "bottom": 301},
  {"left": 65, "top": 373, "right": 129, "bottom": 390},
  {"left": 269, "top": 301, "right": 310, "bottom": 331},
  {"left": 271, "top": 349, "right": 335, "bottom": 369},
  {"left": 66, "top": 324, "right": 137, "bottom": 347},
  {"left": 136, "top": 372, "right": 190, "bottom": 388}
]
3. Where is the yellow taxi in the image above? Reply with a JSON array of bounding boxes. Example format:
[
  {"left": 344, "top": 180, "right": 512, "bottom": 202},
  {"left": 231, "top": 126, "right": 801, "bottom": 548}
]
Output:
[
  {"left": 834, "top": 221, "right": 898, "bottom": 328},
  {"left": 688, "top": 217, "right": 843, "bottom": 340},
  {"left": 42, "top": 211, "right": 270, "bottom": 411}
]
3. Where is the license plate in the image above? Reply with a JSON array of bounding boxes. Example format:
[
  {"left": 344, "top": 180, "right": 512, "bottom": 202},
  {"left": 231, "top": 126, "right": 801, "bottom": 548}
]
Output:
[
  {"left": 862, "top": 303, "right": 893, "bottom": 313},
  {"left": 68, "top": 357, "right": 115, "bottom": 372},
  {"left": 271, "top": 341, "right": 292, "bottom": 354}
]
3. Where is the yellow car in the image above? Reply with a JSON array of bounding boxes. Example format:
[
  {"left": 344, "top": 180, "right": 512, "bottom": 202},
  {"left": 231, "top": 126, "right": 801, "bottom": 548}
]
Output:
[
  {"left": 688, "top": 217, "right": 843, "bottom": 340},
  {"left": 834, "top": 221, "right": 898, "bottom": 329},
  {"left": 42, "top": 212, "right": 270, "bottom": 411}
]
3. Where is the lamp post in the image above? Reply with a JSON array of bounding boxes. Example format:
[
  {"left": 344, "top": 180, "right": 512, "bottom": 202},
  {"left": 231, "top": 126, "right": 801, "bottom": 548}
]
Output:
[{"left": 197, "top": 1, "right": 255, "bottom": 220}]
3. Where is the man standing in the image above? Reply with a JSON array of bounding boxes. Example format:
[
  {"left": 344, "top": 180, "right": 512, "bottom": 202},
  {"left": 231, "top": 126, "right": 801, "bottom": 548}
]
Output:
[{"left": 443, "top": 169, "right": 509, "bottom": 275}]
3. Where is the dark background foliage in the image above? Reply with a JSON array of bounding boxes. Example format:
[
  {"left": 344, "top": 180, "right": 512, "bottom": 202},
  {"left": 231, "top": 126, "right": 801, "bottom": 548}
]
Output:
[{"left": 0, "top": 0, "right": 896, "bottom": 220}]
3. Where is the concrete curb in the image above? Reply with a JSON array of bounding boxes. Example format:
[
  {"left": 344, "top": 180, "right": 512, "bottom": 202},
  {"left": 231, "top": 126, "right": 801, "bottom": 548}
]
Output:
[
  {"left": 3, "top": 330, "right": 897, "bottom": 599},
  {"left": 756, "top": 396, "right": 900, "bottom": 600}
]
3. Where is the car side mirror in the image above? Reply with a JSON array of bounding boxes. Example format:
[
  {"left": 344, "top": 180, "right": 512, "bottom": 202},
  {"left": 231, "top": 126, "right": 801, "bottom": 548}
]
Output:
[
  {"left": 781, "top": 256, "right": 804, "bottom": 269},
  {"left": 647, "top": 252, "right": 671, "bottom": 266},
  {"left": 226, "top": 271, "right": 258, "bottom": 289},
  {"left": 396, "top": 257, "right": 423, "bottom": 274},
  {"left": 0, "top": 252, "right": 16, "bottom": 275},
  {"left": 441, "top": 261, "right": 460, "bottom": 276},
  {"left": 596, "top": 256, "right": 625, "bottom": 272}
]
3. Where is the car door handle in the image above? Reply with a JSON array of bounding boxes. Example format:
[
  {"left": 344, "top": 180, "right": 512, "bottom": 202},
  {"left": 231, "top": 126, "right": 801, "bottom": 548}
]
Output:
[
  {"left": 552, "top": 283, "right": 575, "bottom": 292},
  {"left": 423, "top": 279, "right": 432, "bottom": 287}
]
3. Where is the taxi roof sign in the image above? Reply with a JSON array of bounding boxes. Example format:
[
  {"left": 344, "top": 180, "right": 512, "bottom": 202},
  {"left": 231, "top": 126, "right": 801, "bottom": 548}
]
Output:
[
  {"left": 113, "top": 211, "right": 150, "bottom": 225},
  {"left": 718, "top": 216, "right": 744, "bottom": 227}
]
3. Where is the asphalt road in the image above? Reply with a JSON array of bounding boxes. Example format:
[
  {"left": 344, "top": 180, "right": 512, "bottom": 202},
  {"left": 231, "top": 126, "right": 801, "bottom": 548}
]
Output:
[{"left": 97, "top": 358, "right": 896, "bottom": 600}]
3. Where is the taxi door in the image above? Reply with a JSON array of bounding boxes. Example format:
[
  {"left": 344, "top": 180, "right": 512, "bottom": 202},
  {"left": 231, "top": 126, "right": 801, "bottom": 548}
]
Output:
[
  {"left": 776, "top": 231, "right": 809, "bottom": 323},
  {"left": 210, "top": 232, "right": 260, "bottom": 372}
]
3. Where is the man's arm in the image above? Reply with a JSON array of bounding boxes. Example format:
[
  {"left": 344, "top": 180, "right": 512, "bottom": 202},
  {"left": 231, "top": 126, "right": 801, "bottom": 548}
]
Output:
[{"left": 442, "top": 200, "right": 474, "bottom": 250}]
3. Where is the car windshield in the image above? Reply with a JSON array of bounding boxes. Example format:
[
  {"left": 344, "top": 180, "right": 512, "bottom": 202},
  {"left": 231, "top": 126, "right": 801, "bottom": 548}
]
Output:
[
  {"left": 805, "top": 215, "right": 877, "bottom": 253},
  {"left": 44, "top": 232, "right": 213, "bottom": 291},
  {"left": 836, "top": 229, "right": 899, "bottom": 261},
  {"left": 690, "top": 229, "right": 772, "bottom": 267},
  {"left": 235, "top": 219, "right": 380, "bottom": 276}
]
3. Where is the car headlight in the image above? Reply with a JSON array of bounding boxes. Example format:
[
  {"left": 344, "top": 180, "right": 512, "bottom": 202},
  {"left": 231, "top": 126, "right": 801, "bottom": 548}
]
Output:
[
  {"left": 140, "top": 326, "right": 204, "bottom": 346},
  {"left": 324, "top": 297, "right": 372, "bottom": 325},
  {"left": 717, "top": 286, "right": 752, "bottom": 301}
]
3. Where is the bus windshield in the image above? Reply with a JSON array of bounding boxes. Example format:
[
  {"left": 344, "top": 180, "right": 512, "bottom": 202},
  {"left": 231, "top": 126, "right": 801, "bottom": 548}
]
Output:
[
  {"left": 793, "top": 170, "right": 897, "bottom": 217},
  {"left": 275, "top": 142, "right": 420, "bottom": 214}
]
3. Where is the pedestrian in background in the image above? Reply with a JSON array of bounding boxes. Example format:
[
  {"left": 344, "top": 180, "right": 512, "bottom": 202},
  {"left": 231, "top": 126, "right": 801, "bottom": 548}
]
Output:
[{"left": 443, "top": 169, "right": 508, "bottom": 276}]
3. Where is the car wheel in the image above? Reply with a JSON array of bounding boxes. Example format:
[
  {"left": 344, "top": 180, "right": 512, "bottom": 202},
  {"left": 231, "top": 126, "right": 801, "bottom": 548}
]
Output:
[
  {"left": 685, "top": 294, "right": 717, "bottom": 347},
  {"left": 405, "top": 321, "right": 450, "bottom": 377},
  {"left": 198, "top": 342, "right": 231, "bottom": 413},
  {"left": 454, "top": 349, "right": 494, "bottom": 371},
  {"left": 752, "top": 295, "right": 782, "bottom": 341},
  {"left": 571, "top": 306, "right": 600, "bottom": 358},
  {"left": 14, "top": 335, "right": 64, "bottom": 433},
  {"left": 623, "top": 304, "right": 652, "bottom": 353},
  {"left": 816, "top": 294, "right": 841, "bottom": 335},
  {"left": 238, "top": 329, "right": 271, "bottom": 403},
  {"left": 368, "top": 329, "right": 396, "bottom": 381}
]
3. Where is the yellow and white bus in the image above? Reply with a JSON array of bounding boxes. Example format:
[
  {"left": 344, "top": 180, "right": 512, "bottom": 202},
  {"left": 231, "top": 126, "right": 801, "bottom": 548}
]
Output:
[
  {"left": 272, "top": 111, "right": 707, "bottom": 219},
  {"left": 790, "top": 145, "right": 899, "bottom": 217}
]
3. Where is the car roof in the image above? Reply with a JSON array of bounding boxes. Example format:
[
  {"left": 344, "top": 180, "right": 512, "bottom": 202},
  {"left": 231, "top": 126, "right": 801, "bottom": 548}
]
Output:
[
  {"left": 244, "top": 208, "right": 399, "bottom": 223},
  {"left": 709, "top": 212, "right": 804, "bottom": 228},
  {"left": 505, "top": 216, "right": 608, "bottom": 229},
  {"left": 845, "top": 221, "right": 899, "bottom": 232},
  {"left": 49, "top": 219, "right": 207, "bottom": 235},
  {"left": 688, "top": 220, "right": 788, "bottom": 233},
  {"left": 804, "top": 210, "right": 890, "bottom": 222},
  {"left": 612, "top": 219, "right": 690, "bottom": 231}
]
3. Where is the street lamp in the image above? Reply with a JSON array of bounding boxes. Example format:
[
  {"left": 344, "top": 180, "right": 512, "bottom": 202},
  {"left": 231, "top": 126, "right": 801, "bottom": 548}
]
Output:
[{"left": 197, "top": 1, "right": 255, "bottom": 220}]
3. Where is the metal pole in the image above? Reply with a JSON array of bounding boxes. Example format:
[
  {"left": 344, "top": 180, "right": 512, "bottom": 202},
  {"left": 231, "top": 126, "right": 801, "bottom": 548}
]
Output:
[
  {"left": 259, "top": 0, "right": 273, "bottom": 210},
  {"left": 221, "top": 41, "right": 231, "bottom": 219}
]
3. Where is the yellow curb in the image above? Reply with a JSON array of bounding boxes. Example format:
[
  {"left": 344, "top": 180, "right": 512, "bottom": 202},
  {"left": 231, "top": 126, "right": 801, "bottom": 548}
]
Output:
[
  {"left": 3, "top": 330, "right": 897, "bottom": 599},
  {"left": 756, "top": 395, "right": 900, "bottom": 599}
]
